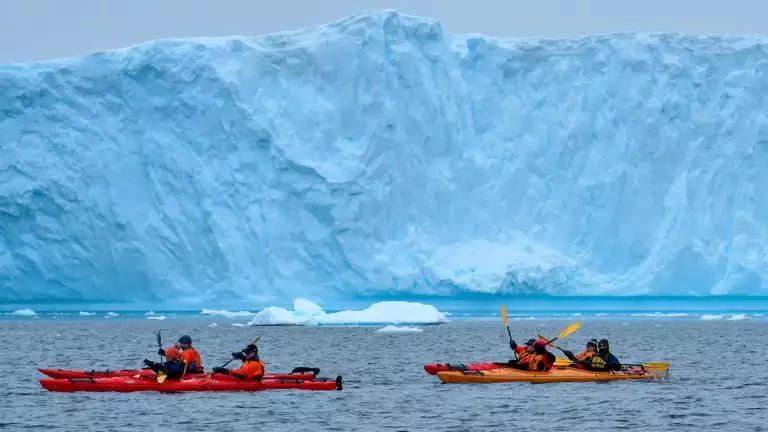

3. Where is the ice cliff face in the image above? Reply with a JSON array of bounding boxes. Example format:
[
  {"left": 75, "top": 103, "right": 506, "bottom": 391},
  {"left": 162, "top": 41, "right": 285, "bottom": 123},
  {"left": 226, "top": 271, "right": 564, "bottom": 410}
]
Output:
[{"left": 1, "top": 11, "right": 767, "bottom": 305}]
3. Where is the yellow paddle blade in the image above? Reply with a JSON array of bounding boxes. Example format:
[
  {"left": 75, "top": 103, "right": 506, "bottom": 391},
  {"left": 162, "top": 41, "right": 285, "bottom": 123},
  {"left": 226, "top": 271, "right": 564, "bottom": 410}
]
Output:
[
  {"left": 538, "top": 334, "right": 557, "bottom": 347},
  {"left": 156, "top": 371, "right": 168, "bottom": 383},
  {"left": 500, "top": 305, "right": 509, "bottom": 327},
  {"left": 250, "top": 336, "right": 261, "bottom": 346},
  {"left": 558, "top": 322, "right": 581, "bottom": 340},
  {"left": 643, "top": 362, "right": 670, "bottom": 371},
  {"left": 554, "top": 357, "right": 571, "bottom": 366}
]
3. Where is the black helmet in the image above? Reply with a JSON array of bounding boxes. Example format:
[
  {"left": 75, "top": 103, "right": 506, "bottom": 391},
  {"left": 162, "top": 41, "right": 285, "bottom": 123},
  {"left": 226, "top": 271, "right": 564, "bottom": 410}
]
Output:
[
  {"left": 598, "top": 339, "right": 609, "bottom": 350},
  {"left": 524, "top": 339, "right": 537, "bottom": 346},
  {"left": 244, "top": 344, "right": 258, "bottom": 354},
  {"left": 178, "top": 335, "right": 192, "bottom": 345},
  {"left": 587, "top": 339, "right": 598, "bottom": 348}
]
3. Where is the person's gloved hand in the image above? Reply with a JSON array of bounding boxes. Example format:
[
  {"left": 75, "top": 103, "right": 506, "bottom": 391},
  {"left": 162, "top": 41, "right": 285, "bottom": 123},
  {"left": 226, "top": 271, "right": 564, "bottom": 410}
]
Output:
[
  {"left": 563, "top": 350, "right": 576, "bottom": 361},
  {"left": 143, "top": 359, "right": 154, "bottom": 367},
  {"left": 158, "top": 348, "right": 166, "bottom": 356},
  {"left": 231, "top": 352, "right": 246, "bottom": 361},
  {"left": 509, "top": 340, "right": 517, "bottom": 350},
  {"left": 212, "top": 367, "right": 230, "bottom": 375}
]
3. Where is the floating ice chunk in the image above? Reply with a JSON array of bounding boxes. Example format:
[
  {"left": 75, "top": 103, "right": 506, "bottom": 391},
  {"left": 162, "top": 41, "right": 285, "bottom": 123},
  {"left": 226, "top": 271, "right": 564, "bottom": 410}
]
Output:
[
  {"left": 701, "top": 314, "right": 724, "bottom": 321},
  {"left": 376, "top": 325, "right": 423, "bottom": 332},
  {"left": 10, "top": 309, "right": 36, "bottom": 316},
  {"left": 79, "top": 312, "right": 96, "bottom": 316},
  {"left": 208, "top": 322, "right": 218, "bottom": 328},
  {"left": 727, "top": 314, "right": 747, "bottom": 321},
  {"left": 147, "top": 315, "right": 167, "bottom": 320},
  {"left": 105, "top": 312, "right": 119, "bottom": 317},
  {"left": 201, "top": 309, "right": 254, "bottom": 319},
  {"left": 247, "top": 299, "right": 448, "bottom": 326},
  {"left": 231, "top": 323, "right": 246, "bottom": 327},
  {"left": 630, "top": 312, "right": 690, "bottom": 317}
]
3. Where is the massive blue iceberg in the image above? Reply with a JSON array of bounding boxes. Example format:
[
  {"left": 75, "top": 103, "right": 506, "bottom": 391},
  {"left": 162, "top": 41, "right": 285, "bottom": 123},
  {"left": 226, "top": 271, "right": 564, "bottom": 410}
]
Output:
[{"left": 1, "top": 11, "right": 767, "bottom": 306}]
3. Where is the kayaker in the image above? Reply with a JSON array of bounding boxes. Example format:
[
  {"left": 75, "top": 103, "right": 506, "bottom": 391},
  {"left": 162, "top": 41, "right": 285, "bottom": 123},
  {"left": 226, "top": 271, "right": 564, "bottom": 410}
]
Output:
[
  {"left": 212, "top": 344, "right": 265, "bottom": 381},
  {"left": 509, "top": 338, "right": 536, "bottom": 359},
  {"left": 177, "top": 335, "right": 204, "bottom": 373},
  {"left": 563, "top": 338, "right": 598, "bottom": 367},
  {"left": 594, "top": 338, "right": 621, "bottom": 371},
  {"left": 511, "top": 340, "right": 555, "bottom": 372}
]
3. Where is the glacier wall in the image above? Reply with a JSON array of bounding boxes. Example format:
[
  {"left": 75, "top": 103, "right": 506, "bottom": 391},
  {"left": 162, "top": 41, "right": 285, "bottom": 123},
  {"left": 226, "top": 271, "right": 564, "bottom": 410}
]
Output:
[{"left": 2, "top": 11, "right": 768, "bottom": 305}]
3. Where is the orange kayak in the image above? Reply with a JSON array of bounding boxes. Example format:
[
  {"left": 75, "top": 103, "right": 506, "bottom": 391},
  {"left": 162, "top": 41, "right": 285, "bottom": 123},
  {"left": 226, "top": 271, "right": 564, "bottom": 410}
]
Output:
[{"left": 436, "top": 365, "right": 668, "bottom": 384}]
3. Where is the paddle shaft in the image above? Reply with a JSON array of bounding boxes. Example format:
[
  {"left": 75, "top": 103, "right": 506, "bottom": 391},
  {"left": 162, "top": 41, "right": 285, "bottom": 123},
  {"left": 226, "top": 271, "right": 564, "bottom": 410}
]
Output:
[{"left": 156, "top": 331, "right": 164, "bottom": 362}]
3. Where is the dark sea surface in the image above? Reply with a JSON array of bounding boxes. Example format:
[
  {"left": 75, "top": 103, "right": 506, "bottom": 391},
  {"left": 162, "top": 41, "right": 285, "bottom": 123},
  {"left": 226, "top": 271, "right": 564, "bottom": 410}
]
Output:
[{"left": 1, "top": 317, "right": 765, "bottom": 431}]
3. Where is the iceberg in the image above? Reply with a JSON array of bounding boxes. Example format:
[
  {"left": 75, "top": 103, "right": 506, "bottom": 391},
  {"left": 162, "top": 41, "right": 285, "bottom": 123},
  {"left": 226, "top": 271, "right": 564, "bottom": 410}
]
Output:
[
  {"left": 2, "top": 11, "right": 768, "bottom": 305},
  {"left": 247, "top": 298, "right": 448, "bottom": 326},
  {"left": 9, "top": 309, "right": 36, "bottom": 316},
  {"left": 200, "top": 309, "right": 254, "bottom": 319},
  {"left": 376, "top": 325, "right": 423, "bottom": 332},
  {"left": 147, "top": 315, "right": 167, "bottom": 320},
  {"left": 79, "top": 311, "right": 96, "bottom": 316}
]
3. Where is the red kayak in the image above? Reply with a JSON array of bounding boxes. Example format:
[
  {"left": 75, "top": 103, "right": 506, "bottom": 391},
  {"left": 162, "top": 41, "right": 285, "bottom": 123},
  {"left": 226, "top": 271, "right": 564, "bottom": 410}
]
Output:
[
  {"left": 39, "top": 374, "right": 343, "bottom": 393},
  {"left": 423, "top": 362, "right": 507, "bottom": 375},
  {"left": 38, "top": 367, "right": 319, "bottom": 382}
]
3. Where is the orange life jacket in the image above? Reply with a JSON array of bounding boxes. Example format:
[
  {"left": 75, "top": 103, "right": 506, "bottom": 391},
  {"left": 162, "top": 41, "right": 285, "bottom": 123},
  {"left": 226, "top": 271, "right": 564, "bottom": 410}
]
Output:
[
  {"left": 573, "top": 350, "right": 595, "bottom": 369},
  {"left": 180, "top": 347, "right": 203, "bottom": 372},
  {"left": 514, "top": 346, "right": 527, "bottom": 358},
  {"left": 516, "top": 353, "right": 553, "bottom": 372},
  {"left": 231, "top": 360, "right": 265, "bottom": 380}
]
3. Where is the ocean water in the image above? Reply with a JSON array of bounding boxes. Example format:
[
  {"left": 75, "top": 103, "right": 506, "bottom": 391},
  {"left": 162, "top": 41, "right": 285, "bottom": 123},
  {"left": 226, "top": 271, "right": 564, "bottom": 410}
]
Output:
[{"left": 2, "top": 317, "right": 765, "bottom": 431}]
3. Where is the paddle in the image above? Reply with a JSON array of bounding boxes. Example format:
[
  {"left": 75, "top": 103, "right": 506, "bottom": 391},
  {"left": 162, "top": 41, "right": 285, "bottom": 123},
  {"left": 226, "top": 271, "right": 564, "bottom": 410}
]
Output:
[
  {"left": 156, "top": 330, "right": 164, "bottom": 362},
  {"left": 514, "top": 322, "right": 581, "bottom": 365},
  {"left": 539, "top": 322, "right": 581, "bottom": 345},
  {"left": 546, "top": 334, "right": 669, "bottom": 372},
  {"left": 500, "top": 305, "right": 514, "bottom": 347},
  {"left": 154, "top": 330, "right": 170, "bottom": 383}
]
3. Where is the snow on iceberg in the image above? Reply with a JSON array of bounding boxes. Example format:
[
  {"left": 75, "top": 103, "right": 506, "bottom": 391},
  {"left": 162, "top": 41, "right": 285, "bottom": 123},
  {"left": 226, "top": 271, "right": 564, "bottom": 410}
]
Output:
[
  {"left": 79, "top": 312, "right": 96, "bottom": 316},
  {"left": 701, "top": 313, "right": 748, "bottom": 321},
  {"left": 201, "top": 309, "right": 254, "bottom": 319},
  {"left": 247, "top": 299, "right": 448, "bottom": 326},
  {"left": 9, "top": 309, "right": 36, "bottom": 316},
  {"left": 2, "top": 11, "right": 768, "bottom": 304},
  {"left": 377, "top": 325, "right": 423, "bottom": 332}
]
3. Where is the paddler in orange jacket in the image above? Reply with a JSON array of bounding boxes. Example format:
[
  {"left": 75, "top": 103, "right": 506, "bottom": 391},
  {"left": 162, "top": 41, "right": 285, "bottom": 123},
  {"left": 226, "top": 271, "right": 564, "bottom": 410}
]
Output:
[
  {"left": 212, "top": 344, "right": 265, "bottom": 381},
  {"left": 509, "top": 338, "right": 537, "bottom": 359},
  {"left": 144, "top": 335, "right": 203, "bottom": 378},
  {"left": 563, "top": 339, "right": 598, "bottom": 368},
  {"left": 511, "top": 340, "right": 556, "bottom": 372},
  {"left": 176, "top": 335, "right": 203, "bottom": 373}
]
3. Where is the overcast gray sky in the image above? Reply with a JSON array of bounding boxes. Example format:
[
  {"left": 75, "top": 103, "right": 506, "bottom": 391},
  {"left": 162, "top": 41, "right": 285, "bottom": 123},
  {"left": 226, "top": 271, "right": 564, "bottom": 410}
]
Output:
[{"left": 2, "top": 0, "right": 766, "bottom": 63}]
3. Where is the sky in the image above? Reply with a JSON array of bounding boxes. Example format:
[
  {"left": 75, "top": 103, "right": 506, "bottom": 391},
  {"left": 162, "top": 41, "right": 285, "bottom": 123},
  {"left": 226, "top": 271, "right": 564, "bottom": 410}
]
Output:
[{"left": 2, "top": 0, "right": 766, "bottom": 63}]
